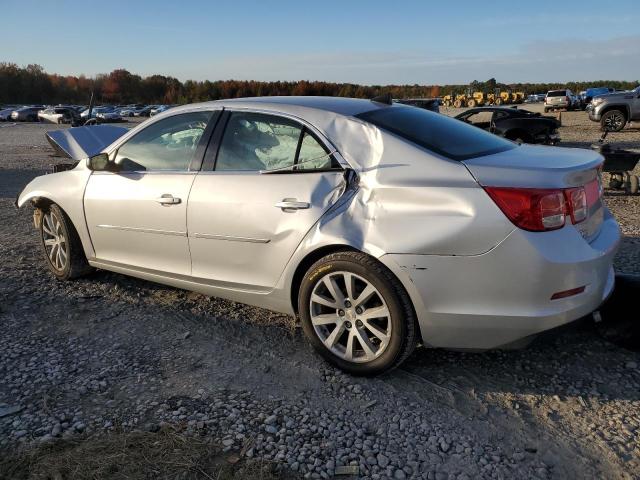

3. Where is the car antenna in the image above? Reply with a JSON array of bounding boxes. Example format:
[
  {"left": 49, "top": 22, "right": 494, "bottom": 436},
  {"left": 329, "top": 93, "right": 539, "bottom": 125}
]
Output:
[{"left": 371, "top": 92, "right": 393, "bottom": 105}]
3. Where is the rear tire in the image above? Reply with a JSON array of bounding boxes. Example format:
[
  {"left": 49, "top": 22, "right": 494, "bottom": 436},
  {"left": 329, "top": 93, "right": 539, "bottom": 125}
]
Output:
[
  {"left": 629, "top": 175, "right": 639, "bottom": 195},
  {"left": 601, "top": 109, "right": 627, "bottom": 132},
  {"left": 39, "top": 204, "right": 93, "bottom": 280},
  {"left": 467, "top": 99, "right": 476, "bottom": 108},
  {"left": 298, "top": 251, "right": 416, "bottom": 376}
]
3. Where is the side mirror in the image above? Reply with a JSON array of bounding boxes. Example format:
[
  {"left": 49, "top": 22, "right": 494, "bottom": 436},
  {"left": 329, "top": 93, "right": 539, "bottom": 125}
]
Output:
[{"left": 87, "top": 153, "right": 119, "bottom": 172}]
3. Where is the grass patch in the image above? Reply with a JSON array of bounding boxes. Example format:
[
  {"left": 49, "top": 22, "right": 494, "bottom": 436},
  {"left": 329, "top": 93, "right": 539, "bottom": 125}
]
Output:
[{"left": 0, "top": 427, "right": 292, "bottom": 480}]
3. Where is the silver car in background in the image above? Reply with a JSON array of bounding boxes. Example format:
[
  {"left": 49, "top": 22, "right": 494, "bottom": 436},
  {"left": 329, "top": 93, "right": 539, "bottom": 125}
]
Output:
[{"left": 17, "top": 96, "right": 620, "bottom": 374}]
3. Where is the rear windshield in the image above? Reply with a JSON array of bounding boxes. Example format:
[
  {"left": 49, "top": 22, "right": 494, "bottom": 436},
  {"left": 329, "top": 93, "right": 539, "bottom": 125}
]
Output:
[
  {"left": 356, "top": 106, "right": 516, "bottom": 161},
  {"left": 547, "top": 90, "right": 567, "bottom": 97}
]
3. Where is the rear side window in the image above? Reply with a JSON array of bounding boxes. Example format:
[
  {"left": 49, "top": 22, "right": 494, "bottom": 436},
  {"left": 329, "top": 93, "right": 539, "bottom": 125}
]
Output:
[
  {"left": 356, "top": 106, "right": 515, "bottom": 161},
  {"left": 215, "top": 112, "right": 340, "bottom": 172}
]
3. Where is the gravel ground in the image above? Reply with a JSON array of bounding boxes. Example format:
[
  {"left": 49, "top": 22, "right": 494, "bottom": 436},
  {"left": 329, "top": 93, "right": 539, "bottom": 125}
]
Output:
[{"left": 0, "top": 115, "right": 639, "bottom": 480}]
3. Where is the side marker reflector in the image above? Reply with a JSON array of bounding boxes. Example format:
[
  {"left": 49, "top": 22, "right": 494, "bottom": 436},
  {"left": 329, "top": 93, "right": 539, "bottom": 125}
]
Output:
[{"left": 551, "top": 286, "right": 586, "bottom": 300}]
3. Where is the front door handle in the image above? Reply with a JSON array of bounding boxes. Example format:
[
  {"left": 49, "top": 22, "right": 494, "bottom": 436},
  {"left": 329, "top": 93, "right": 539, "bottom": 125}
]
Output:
[
  {"left": 155, "top": 194, "right": 181, "bottom": 205},
  {"left": 274, "top": 198, "right": 310, "bottom": 211}
]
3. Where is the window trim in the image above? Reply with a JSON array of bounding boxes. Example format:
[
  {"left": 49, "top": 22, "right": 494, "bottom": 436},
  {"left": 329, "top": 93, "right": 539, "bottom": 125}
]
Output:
[{"left": 203, "top": 109, "right": 343, "bottom": 174}]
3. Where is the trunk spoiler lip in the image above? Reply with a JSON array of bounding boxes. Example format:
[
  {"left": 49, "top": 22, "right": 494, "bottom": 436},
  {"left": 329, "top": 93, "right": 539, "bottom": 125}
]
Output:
[
  {"left": 46, "top": 125, "right": 129, "bottom": 161},
  {"left": 462, "top": 144, "right": 604, "bottom": 189}
]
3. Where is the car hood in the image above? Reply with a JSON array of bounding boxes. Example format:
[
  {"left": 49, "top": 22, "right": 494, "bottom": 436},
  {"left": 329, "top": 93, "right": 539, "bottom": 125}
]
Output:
[
  {"left": 46, "top": 125, "right": 129, "bottom": 160},
  {"left": 594, "top": 90, "right": 636, "bottom": 101}
]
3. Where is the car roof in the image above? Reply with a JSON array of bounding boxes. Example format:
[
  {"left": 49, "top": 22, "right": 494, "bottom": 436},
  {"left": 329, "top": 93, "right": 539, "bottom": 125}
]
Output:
[{"left": 171, "top": 96, "right": 384, "bottom": 118}]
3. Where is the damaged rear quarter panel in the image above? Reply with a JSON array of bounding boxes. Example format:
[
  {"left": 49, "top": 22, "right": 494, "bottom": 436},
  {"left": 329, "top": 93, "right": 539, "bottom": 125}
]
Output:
[{"left": 307, "top": 127, "right": 515, "bottom": 257}]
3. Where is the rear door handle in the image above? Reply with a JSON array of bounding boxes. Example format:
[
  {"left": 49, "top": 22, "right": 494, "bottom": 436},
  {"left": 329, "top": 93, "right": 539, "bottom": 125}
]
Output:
[
  {"left": 155, "top": 194, "right": 181, "bottom": 205},
  {"left": 274, "top": 198, "right": 310, "bottom": 211}
]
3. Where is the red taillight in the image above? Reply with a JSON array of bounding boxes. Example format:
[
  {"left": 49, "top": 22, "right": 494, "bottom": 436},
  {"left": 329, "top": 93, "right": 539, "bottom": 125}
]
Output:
[
  {"left": 566, "top": 187, "right": 587, "bottom": 224},
  {"left": 484, "top": 180, "right": 602, "bottom": 232},
  {"left": 484, "top": 187, "right": 566, "bottom": 231},
  {"left": 566, "top": 96, "right": 570, "bottom": 103}
]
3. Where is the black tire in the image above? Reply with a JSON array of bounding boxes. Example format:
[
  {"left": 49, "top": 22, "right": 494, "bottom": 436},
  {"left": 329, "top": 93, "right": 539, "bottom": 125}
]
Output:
[
  {"left": 544, "top": 107, "right": 549, "bottom": 113},
  {"left": 601, "top": 109, "right": 627, "bottom": 132},
  {"left": 38, "top": 203, "right": 93, "bottom": 280},
  {"left": 298, "top": 251, "right": 417, "bottom": 375},
  {"left": 609, "top": 175, "right": 623, "bottom": 189},
  {"left": 629, "top": 175, "right": 639, "bottom": 195},
  {"left": 507, "top": 131, "right": 532, "bottom": 144}
]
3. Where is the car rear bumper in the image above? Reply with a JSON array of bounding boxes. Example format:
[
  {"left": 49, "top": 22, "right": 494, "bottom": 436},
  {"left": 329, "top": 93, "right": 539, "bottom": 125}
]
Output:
[{"left": 381, "top": 210, "right": 620, "bottom": 350}]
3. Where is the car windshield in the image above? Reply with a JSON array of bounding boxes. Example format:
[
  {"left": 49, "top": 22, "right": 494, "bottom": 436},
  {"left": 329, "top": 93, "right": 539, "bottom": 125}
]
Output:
[
  {"left": 547, "top": 90, "right": 566, "bottom": 97},
  {"left": 357, "top": 106, "right": 516, "bottom": 161}
]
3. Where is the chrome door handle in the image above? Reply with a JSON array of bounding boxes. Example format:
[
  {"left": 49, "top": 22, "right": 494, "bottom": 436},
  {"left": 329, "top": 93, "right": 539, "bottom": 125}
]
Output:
[
  {"left": 155, "top": 194, "right": 181, "bottom": 205},
  {"left": 274, "top": 199, "right": 310, "bottom": 211}
]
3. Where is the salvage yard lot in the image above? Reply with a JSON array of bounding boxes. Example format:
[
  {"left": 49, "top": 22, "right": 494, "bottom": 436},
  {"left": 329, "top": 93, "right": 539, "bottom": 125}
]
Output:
[{"left": 0, "top": 112, "right": 639, "bottom": 479}]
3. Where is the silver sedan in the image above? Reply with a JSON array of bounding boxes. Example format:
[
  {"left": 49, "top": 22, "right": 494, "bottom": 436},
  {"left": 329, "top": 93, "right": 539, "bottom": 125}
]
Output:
[{"left": 17, "top": 96, "right": 620, "bottom": 374}]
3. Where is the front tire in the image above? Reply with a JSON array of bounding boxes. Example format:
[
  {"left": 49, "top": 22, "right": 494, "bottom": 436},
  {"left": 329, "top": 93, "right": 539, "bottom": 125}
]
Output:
[
  {"left": 601, "top": 109, "right": 627, "bottom": 132},
  {"left": 298, "top": 251, "right": 416, "bottom": 375},
  {"left": 39, "top": 204, "right": 93, "bottom": 280},
  {"left": 629, "top": 175, "right": 639, "bottom": 195}
]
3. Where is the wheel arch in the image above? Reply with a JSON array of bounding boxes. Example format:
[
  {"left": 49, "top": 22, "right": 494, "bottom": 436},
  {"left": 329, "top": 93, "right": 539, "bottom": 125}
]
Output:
[
  {"left": 600, "top": 104, "right": 630, "bottom": 119},
  {"left": 289, "top": 244, "right": 360, "bottom": 315},
  {"left": 18, "top": 189, "right": 95, "bottom": 260},
  {"left": 288, "top": 245, "right": 424, "bottom": 343}
]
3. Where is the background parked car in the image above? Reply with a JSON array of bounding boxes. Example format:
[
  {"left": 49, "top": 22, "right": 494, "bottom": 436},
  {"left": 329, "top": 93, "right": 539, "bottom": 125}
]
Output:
[
  {"left": 150, "top": 104, "right": 175, "bottom": 116},
  {"left": 544, "top": 89, "right": 575, "bottom": 112},
  {"left": 588, "top": 85, "right": 640, "bottom": 132},
  {"left": 394, "top": 98, "right": 440, "bottom": 113},
  {"left": 455, "top": 106, "right": 560, "bottom": 145},
  {"left": 11, "top": 106, "right": 44, "bottom": 122},
  {"left": 38, "top": 106, "right": 81, "bottom": 124},
  {"left": 0, "top": 105, "right": 19, "bottom": 121},
  {"left": 96, "top": 110, "right": 124, "bottom": 123},
  {"left": 583, "top": 87, "right": 614, "bottom": 106},
  {"left": 80, "top": 106, "right": 114, "bottom": 120},
  {"left": 134, "top": 105, "right": 155, "bottom": 117}
]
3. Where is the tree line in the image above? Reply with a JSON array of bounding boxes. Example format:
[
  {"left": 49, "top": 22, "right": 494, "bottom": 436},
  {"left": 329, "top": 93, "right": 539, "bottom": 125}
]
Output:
[{"left": 1, "top": 63, "right": 637, "bottom": 105}]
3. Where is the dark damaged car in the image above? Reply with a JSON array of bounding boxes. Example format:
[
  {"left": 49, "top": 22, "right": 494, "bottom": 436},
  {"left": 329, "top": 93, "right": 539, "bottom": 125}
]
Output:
[{"left": 456, "top": 107, "right": 561, "bottom": 145}]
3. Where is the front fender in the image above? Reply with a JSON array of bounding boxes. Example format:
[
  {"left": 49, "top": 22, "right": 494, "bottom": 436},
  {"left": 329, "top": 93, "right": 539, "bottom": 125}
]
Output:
[{"left": 17, "top": 169, "right": 95, "bottom": 259}]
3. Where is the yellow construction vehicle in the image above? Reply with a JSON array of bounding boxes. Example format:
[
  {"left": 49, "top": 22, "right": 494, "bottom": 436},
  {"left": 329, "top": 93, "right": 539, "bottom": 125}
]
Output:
[
  {"left": 442, "top": 93, "right": 468, "bottom": 108},
  {"left": 466, "top": 92, "right": 487, "bottom": 108},
  {"left": 493, "top": 91, "right": 512, "bottom": 105},
  {"left": 512, "top": 91, "right": 526, "bottom": 104}
]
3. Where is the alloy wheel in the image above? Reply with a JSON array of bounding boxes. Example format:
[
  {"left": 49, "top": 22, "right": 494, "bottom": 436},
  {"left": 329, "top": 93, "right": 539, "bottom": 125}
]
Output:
[
  {"left": 309, "top": 271, "right": 392, "bottom": 363},
  {"left": 42, "top": 210, "right": 68, "bottom": 271},
  {"left": 604, "top": 113, "right": 624, "bottom": 130}
]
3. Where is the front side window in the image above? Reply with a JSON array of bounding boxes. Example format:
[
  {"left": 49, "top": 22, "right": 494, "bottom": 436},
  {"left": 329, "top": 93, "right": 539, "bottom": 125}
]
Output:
[
  {"left": 114, "top": 111, "right": 213, "bottom": 171},
  {"left": 215, "top": 112, "right": 339, "bottom": 172}
]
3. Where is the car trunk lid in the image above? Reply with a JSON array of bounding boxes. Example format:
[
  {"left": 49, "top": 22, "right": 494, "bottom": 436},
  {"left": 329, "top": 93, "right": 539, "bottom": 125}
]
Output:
[{"left": 463, "top": 144, "right": 605, "bottom": 241}]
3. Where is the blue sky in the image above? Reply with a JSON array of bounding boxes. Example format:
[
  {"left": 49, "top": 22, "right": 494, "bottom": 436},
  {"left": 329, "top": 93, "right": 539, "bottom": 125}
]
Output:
[{"left": 3, "top": 0, "right": 639, "bottom": 84}]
